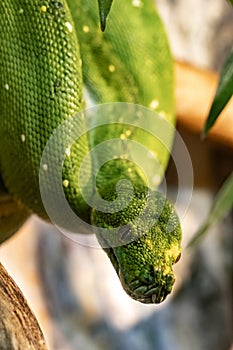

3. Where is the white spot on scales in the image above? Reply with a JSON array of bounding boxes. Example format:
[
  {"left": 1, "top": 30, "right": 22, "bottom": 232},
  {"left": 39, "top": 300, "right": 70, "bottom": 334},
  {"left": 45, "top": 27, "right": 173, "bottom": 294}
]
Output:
[
  {"left": 152, "top": 174, "right": 161, "bottom": 185},
  {"left": 82, "top": 25, "right": 90, "bottom": 33},
  {"left": 125, "top": 130, "right": 132, "bottom": 137},
  {"left": 42, "top": 164, "right": 48, "bottom": 171},
  {"left": 132, "top": 0, "right": 142, "bottom": 7},
  {"left": 65, "top": 22, "right": 73, "bottom": 33},
  {"left": 40, "top": 5, "right": 47, "bottom": 12},
  {"left": 20, "top": 134, "right": 26, "bottom": 142},
  {"left": 108, "top": 64, "right": 116, "bottom": 73},
  {"left": 149, "top": 100, "right": 159, "bottom": 110},
  {"left": 63, "top": 179, "right": 69, "bottom": 188},
  {"left": 65, "top": 147, "right": 71, "bottom": 157}
]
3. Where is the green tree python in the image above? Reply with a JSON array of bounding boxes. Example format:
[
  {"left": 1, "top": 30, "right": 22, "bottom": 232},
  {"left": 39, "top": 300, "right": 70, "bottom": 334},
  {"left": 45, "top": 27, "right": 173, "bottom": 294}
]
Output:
[{"left": 0, "top": 0, "right": 182, "bottom": 304}]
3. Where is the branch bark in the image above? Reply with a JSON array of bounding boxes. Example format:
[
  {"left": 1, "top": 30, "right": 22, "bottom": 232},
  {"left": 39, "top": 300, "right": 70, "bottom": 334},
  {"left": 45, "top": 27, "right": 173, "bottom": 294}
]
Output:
[
  {"left": 175, "top": 61, "right": 233, "bottom": 149},
  {"left": 0, "top": 263, "right": 47, "bottom": 349}
]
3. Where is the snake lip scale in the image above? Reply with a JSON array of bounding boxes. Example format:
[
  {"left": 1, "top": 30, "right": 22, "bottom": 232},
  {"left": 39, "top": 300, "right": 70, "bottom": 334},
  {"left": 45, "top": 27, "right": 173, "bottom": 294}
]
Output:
[
  {"left": 105, "top": 247, "right": 171, "bottom": 304},
  {"left": 120, "top": 272, "right": 175, "bottom": 304}
]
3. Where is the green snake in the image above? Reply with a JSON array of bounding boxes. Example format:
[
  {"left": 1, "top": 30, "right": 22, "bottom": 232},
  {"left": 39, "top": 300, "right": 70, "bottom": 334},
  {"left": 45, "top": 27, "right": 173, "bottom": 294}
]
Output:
[{"left": 0, "top": 0, "right": 182, "bottom": 304}]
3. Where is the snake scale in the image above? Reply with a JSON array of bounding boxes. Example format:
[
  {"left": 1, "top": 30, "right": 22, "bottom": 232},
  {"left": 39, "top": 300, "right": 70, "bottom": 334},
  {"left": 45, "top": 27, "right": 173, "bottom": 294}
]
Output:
[{"left": 0, "top": 0, "right": 182, "bottom": 304}]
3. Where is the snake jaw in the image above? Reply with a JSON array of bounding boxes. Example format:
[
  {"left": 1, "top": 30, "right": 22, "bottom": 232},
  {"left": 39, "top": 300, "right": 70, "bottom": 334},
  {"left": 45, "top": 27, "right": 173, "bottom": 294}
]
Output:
[
  {"left": 119, "top": 265, "right": 176, "bottom": 304},
  {"left": 106, "top": 245, "right": 177, "bottom": 304}
]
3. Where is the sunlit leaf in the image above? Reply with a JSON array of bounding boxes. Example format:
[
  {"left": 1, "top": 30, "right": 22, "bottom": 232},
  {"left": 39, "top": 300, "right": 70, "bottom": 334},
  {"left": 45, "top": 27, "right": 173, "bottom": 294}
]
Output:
[
  {"left": 202, "top": 49, "right": 233, "bottom": 137},
  {"left": 188, "top": 172, "right": 233, "bottom": 247},
  {"left": 97, "top": 0, "right": 113, "bottom": 31}
]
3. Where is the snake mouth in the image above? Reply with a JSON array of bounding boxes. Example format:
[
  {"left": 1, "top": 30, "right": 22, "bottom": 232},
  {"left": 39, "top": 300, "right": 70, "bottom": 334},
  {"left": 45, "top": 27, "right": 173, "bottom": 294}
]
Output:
[
  {"left": 119, "top": 269, "right": 175, "bottom": 304},
  {"left": 105, "top": 247, "right": 177, "bottom": 304}
]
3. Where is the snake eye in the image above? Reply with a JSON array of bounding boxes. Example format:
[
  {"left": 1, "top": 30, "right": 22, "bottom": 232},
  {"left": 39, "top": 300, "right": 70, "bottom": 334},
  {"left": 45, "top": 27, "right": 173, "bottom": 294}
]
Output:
[
  {"left": 118, "top": 224, "right": 132, "bottom": 243},
  {"left": 175, "top": 252, "right": 181, "bottom": 263}
]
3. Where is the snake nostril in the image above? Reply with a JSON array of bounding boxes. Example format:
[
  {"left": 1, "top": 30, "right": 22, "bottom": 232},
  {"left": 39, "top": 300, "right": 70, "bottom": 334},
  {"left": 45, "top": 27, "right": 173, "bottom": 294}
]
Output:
[{"left": 175, "top": 252, "right": 181, "bottom": 263}]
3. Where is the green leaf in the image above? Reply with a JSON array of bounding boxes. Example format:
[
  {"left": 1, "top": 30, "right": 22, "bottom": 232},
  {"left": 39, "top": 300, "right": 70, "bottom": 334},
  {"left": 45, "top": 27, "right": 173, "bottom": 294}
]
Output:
[
  {"left": 202, "top": 49, "right": 233, "bottom": 137},
  {"left": 97, "top": 0, "right": 113, "bottom": 31},
  {"left": 188, "top": 172, "right": 233, "bottom": 248}
]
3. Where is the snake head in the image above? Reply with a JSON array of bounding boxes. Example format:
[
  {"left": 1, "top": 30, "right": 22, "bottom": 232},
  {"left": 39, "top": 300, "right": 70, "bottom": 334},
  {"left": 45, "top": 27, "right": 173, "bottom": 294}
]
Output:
[
  {"left": 91, "top": 183, "right": 182, "bottom": 304},
  {"left": 117, "top": 243, "right": 181, "bottom": 304}
]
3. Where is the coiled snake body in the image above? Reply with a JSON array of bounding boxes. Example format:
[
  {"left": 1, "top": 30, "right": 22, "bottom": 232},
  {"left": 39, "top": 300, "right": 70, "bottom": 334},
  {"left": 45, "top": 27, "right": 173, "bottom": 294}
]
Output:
[{"left": 0, "top": 0, "right": 182, "bottom": 303}]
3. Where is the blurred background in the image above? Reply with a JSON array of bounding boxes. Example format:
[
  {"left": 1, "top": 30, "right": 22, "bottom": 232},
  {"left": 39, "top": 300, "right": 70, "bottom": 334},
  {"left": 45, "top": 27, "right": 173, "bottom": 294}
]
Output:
[{"left": 0, "top": 0, "right": 232, "bottom": 349}]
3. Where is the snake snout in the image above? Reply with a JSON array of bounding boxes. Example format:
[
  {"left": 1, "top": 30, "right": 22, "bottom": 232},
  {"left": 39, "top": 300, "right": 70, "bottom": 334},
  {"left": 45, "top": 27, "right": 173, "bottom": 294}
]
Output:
[{"left": 122, "top": 266, "right": 175, "bottom": 304}]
